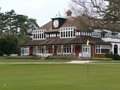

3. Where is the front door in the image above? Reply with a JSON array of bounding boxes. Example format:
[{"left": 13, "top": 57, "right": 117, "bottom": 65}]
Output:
[
  {"left": 75, "top": 45, "right": 81, "bottom": 57},
  {"left": 82, "top": 45, "right": 91, "bottom": 57},
  {"left": 29, "top": 47, "right": 33, "bottom": 55},
  {"left": 114, "top": 44, "right": 118, "bottom": 54},
  {"left": 54, "top": 46, "right": 57, "bottom": 55}
]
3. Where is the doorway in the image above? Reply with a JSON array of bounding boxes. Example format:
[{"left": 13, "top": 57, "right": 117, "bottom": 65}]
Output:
[
  {"left": 82, "top": 45, "right": 91, "bottom": 57},
  {"left": 29, "top": 47, "right": 33, "bottom": 55},
  {"left": 114, "top": 44, "right": 118, "bottom": 54}
]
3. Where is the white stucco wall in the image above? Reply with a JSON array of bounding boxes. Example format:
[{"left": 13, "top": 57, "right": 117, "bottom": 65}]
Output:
[
  {"left": 102, "top": 38, "right": 120, "bottom": 42},
  {"left": 102, "top": 38, "right": 120, "bottom": 55},
  {"left": 111, "top": 43, "right": 120, "bottom": 55}
]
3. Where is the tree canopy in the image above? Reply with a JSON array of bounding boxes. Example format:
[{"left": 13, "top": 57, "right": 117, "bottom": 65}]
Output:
[
  {"left": 70, "top": 0, "right": 120, "bottom": 31},
  {"left": 0, "top": 10, "right": 39, "bottom": 38},
  {"left": 0, "top": 35, "right": 18, "bottom": 56},
  {"left": 0, "top": 10, "right": 39, "bottom": 56},
  {"left": 104, "top": 0, "right": 120, "bottom": 23}
]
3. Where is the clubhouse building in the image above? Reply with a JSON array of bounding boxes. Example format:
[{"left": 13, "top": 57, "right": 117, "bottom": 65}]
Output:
[{"left": 21, "top": 10, "right": 120, "bottom": 58}]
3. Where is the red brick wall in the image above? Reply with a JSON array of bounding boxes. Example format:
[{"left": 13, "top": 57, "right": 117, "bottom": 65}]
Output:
[
  {"left": 75, "top": 45, "right": 81, "bottom": 57},
  {"left": 94, "top": 54, "right": 105, "bottom": 58},
  {"left": 91, "top": 45, "right": 105, "bottom": 58}
]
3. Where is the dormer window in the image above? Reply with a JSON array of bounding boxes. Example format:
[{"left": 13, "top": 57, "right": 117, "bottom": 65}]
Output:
[
  {"left": 60, "top": 27, "right": 76, "bottom": 38},
  {"left": 32, "top": 29, "right": 46, "bottom": 40}
]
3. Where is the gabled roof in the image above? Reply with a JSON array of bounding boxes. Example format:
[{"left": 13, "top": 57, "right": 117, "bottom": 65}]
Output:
[
  {"left": 40, "top": 21, "right": 52, "bottom": 30},
  {"left": 60, "top": 17, "right": 77, "bottom": 28},
  {"left": 39, "top": 16, "right": 77, "bottom": 33},
  {"left": 39, "top": 15, "right": 101, "bottom": 32}
]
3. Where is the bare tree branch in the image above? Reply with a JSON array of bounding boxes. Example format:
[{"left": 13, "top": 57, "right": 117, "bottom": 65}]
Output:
[{"left": 70, "top": 0, "right": 120, "bottom": 32}]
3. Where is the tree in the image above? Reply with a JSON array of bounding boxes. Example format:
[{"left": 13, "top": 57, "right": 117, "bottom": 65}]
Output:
[
  {"left": 70, "top": 0, "right": 104, "bottom": 31},
  {"left": 0, "top": 35, "right": 18, "bottom": 56},
  {"left": 0, "top": 10, "right": 39, "bottom": 38},
  {"left": 70, "top": 0, "right": 120, "bottom": 31},
  {"left": 0, "top": 10, "right": 35, "bottom": 35},
  {"left": 103, "top": 0, "right": 120, "bottom": 23},
  {"left": 0, "top": 10, "right": 39, "bottom": 55}
]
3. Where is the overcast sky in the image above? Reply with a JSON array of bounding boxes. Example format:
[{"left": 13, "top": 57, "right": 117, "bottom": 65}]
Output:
[{"left": 0, "top": 0, "right": 70, "bottom": 26}]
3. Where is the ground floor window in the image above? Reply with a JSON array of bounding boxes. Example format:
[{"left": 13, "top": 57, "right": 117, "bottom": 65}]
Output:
[
  {"left": 38, "top": 46, "right": 44, "bottom": 53},
  {"left": 21, "top": 47, "right": 29, "bottom": 55},
  {"left": 63, "top": 45, "right": 71, "bottom": 54},
  {"left": 95, "top": 46, "right": 101, "bottom": 54},
  {"left": 95, "top": 45, "right": 111, "bottom": 54},
  {"left": 57, "top": 46, "right": 61, "bottom": 53}
]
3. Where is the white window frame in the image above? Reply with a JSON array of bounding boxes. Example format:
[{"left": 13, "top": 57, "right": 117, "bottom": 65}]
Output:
[
  {"left": 95, "top": 45, "right": 101, "bottom": 54},
  {"left": 37, "top": 46, "right": 44, "bottom": 54},
  {"left": 32, "top": 29, "right": 46, "bottom": 40},
  {"left": 91, "top": 32, "right": 101, "bottom": 38},
  {"left": 95, "top": 45, "right": 111, "bottom": 54},
  {"left": 21, "top": 47, "right": 29, "bottom": 55},
  {"left": 62, "top": 45, "right": 73, "bottom": 54},
  {"left": 60, "top": 27, "right": 76, "bottom": 38},
  {"left": 82, "top": 45, "right": 91, "bottom": 57}
]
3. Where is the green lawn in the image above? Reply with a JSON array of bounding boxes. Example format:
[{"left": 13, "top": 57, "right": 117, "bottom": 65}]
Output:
[
  {"left": 0, "top": 57, "right": 69, "bottom": 62},
  {"left": 0, "top": 64, "right": 120, "bottom": 90}
]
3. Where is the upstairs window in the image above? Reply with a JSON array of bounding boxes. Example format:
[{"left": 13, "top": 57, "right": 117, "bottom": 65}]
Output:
[
  {"left": 32, "top": 29, "right": 46, "bottom": 40},
  {"left": 60, "top": 27, "right": 76, "bottom": 38},
  {"left": 91, "top": 32, "right": 101, "bottom": 38}
]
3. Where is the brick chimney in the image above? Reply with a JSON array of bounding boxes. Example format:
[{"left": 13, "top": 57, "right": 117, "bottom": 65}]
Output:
[{"left": 66, "top": 10, "right": 72, "bottom": 16}]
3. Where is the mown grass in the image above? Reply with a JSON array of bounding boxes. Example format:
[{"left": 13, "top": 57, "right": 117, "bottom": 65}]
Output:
[
  {"left": 0, "top": 64, "right": 120, "bottom": 90},
  {"left": 0, "top": 57, "right": 70, "bottom": 62}
]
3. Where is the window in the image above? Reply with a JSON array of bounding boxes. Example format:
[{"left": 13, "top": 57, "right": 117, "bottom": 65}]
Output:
[
  {"left": 21, "top": 47, "right": 29, "bottom": 55},
  {"left": 95, "top": 45, "right": 111, "bottom": 54},
  {"left": 60, "top": 27, "right": 76, "bottom": 38},
  {"left": 49, "top": 34, "right": 57, "bottom": 37},
  {"left": 32, "top": 30, "right": 46, "bottom": 40},
  {"left": 38, "top": 46, "right": 44, "bottom": 53},
  {"left": 63, "top": 45, "right": 71, "bottom": 53},
  {"left": 92, "top": 32, "right": 101, "bottom": 38},
  {"left": 95, "top": 46, "right": 101, "bottom": 54}
]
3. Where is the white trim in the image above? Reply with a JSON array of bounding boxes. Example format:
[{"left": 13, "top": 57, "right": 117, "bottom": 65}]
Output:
[
  {"left": 32, "top": 29, "right": 46, "bottom": 40},
  {"left": 21, "top": 47, "right": 29, "bottom": 56},
  {"left": 60, "top": 26, "right": 76, "bottom": 38},
  {"left": 111, "top": 43, "right": 120, "bottom": 55},
  {"left": 95, "top": 45, "right": 111, "bottom": 54},
  {"left": 81, "top": 45, "right": 91, "bottom": 57}
]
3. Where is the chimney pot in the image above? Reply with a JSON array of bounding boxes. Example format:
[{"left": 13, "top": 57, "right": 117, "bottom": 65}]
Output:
[{"left": 66, "top": 10, "right": 72, "bottom": 16}]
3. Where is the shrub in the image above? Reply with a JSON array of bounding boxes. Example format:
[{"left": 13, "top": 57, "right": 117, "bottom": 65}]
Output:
[
  {"left": 46, "top": 55, "right": 78, "bottom": 60},
  {"left": 112, "top": 54, "right": 120, "bottom": 60},
  {"left": 105, "top": 53, "right": 120, "bottom": 60},
  {"left": 5, "top": 56, "right": 42, "bottom": 60},
  {"left": 105, "top": 53, "right": 114, "bottom": 58}
]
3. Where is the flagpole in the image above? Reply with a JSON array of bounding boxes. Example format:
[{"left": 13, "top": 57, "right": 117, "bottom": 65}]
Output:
[{"left": 86, "top": 39, "right": 90, "bottom": 77}]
